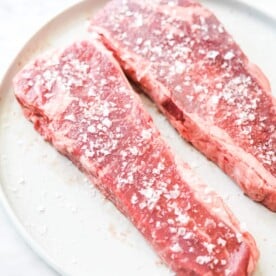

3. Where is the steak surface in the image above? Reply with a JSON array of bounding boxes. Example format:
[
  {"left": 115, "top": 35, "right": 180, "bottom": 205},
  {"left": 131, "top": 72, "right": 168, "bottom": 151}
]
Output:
[
  {"left": 90, "top": 0, "right": 276, "bottom": 211},
  {"left": 13, "top": 40, "right": 258, "bottom": 275}
]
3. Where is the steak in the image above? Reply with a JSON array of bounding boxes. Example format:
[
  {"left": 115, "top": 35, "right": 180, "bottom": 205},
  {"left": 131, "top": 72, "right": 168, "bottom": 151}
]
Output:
[
  {"left": 90, "top": 0, "right": 276, "bottom": 211},
  {"left": 13, "top": 40, "right": 258, "bottom": 275}
]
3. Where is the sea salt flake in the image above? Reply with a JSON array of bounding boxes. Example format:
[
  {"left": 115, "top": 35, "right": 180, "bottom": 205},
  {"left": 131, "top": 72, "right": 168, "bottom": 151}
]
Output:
[
  {"left": 203, "top": 242, "right": 215, "bottom": 253},
  {"left": 216, "top": 83, "right": 223, "bottom": 89},
  {"left": 248, "top": 113, "right": 255, "bottom": 121},
  {"left": 196, "top": 256, "right": 212, "bottom": 265},
  {"left": 139, "top": 202, "right": 147, "bottom": 209},
  {"left": 136, "top": 37, "right": 143, "bottom": 45},
  {"left": 224, "top": 51, "right": 235, "bottom": 60},
  {"left": 207, "top": 50, "right": 219, "bottom": 59},
  {"left": 171, "top": 243, "right": 182, "bottom": 253},
  {"left": 177, "top": 213, "right": 189, "bottom": 224},
  {"left": 166, "top": 32, "right": 174, "bottom": 40},
  {"left": 88, "top": 88, "right": 96, "bottom": 96},
  {"left": 141, "top": 129, "right": 152, "bottom": 140},
  {"left": 102, "top": 118, "right": 112, "bottom": 128},
  {"left": 85, "top": 149, "right": 94, "bottom": 158},
  {"left": 64, "top": 114, "right": 76, "bottom": 122},
  {"left": 87, "top": 125, "right": 96, "bottom": 133},
  {"left": 175, "top": 61, "right": 186, "bottom": 74},
  {"left": 225, "top": 269, "right": 231, "bottom": 276},
  {"left": 135, "top": 14, "right": 143, "bottom": 27},
  {"left": 168, "top": 219, "right": 174, "bottom": 224},
  {"left": 236, "top": 233, "right": 243, "bottom": 243},
  {"left": 183, "top": 232, "right": 193, "bottom": 239},
  {"left": 131, "top": 194, "right": 138, "bottom": 204},
  {"left": 175, "top": 85, "right": 182, "bottom": 92},
  {"left": 217, "top": 237, "right": 227, "bottom": 247},
  {"left": 129, "top": 146, "right": 139, "bottom": 155}
]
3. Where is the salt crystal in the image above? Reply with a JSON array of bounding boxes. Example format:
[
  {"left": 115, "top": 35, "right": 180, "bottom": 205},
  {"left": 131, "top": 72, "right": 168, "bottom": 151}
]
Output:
[
  {"left": 236, "top": 233, "right": 243, "bottom": 243},
  {"left": 171, "top": 243, "right": 182, "bottom": 253},
  {"left": 203, "top": 242, "right": 216, "bottom": 253},
  {"left": 136, "top": 37, "right": 143, "bottom": 45},
  {"left": 177, "top": 213, "right": 189, "bottom": 224},
  {"left": 131, "top": 194, "right": 138, "bottom": 204},
  {"left": 225, "top": 269, "right": 231, "bottom": 276},
  {"left": 216, "top": 83, "right": 223, "bottom": 89},
  {"left": 87, "top": 125, "right": 96, "bottom": 133},
  {"left": 168, "top": 219, "right": 174, "bottom": 225},
  {"left": 64, "top": 114, "right": 76, "bottom": 122},
  {"left": 175, "top": 85, "right": 182, "bottom": 92},
  {"left": 102, "top": 118, "right": 112, "bottom": 128},
  {"left": 207, "top": 50, "right": 219, "bottom": 59},
  {"left": 175, "top": 61, "right": 186, "bottom": 74},
  {"left": 224, "top": 51, "right": 235, "bottom": 60},
  {"left": 135, "top": 14, "right": 143, "bottom": 27},
  {"left": 183, "top": 232, "right": 193, "bottom": 239},
  {"left": 217, "top": 237, "right": 227, "bottom": 247},
  {"left": 196, "top": 256, "right": 212, "bottom": 265},
  {"left": 166, "top": 32, "right": 174, "bottom": 40},
  {"left": 141, "top": 129, "right": 152, "bottom": 140},
  {"left": 129, "top": 146, "right": 139, "bottom": 155},
  {"left": 248, "top": 114, "right": 255, "bottom": 121}
]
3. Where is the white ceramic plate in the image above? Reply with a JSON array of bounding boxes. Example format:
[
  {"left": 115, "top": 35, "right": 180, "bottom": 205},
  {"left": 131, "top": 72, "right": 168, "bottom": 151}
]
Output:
[{"left": 0, "top": 1, "right": 275, "bottom": 275}]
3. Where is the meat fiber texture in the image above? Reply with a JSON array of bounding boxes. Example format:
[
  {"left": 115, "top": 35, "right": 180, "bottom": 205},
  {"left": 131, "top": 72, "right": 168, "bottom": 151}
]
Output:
[
  {"left": 13, "top": 40, "right": 258, "bottom": 275},
  {"left": 89, "top": 0, "right": 276, "bottom": 211}
]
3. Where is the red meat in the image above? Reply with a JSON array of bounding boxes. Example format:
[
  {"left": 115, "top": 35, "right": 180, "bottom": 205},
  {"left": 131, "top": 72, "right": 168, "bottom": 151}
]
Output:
[
  {"left": 90, "top": 0, "right": 276, "bottom": 211},
  {"left": 13, "top": 40, "right": 258, "bottom": 275}
]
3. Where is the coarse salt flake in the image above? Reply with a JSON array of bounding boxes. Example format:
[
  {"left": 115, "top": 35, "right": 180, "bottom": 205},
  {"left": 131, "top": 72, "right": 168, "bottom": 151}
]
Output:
[
  {"left": 207, "top": 50, "right": 219, "bottom": 59},
  {"left": 217, "top": 237, "right": 227, "bottom": 247},
  {"left": 175, "top": 61, "right": 186, "bottom": 74},
  {"left": 136, "top": 37, "right": 143, "bottom": 45},
  {"left": 135, "top": 14, "right": 143, "bottom": 27},
  {"left": 203, "top": 242, "right": 216, "bottom": 253},
  {"left": 102, "top": 118, "right": 112, "bottom": 128},
  {"left": 131, "top": 194, "right": 138, "bottom": 204},
  {"left": 64, "top": 114, "right": 76, "bottom": 122},
  {"left": 196, "top": 256, "right": 212, "bottom": 265},
  {"left": 224, "top": 51, "right": 235, "bottom": 60},
  {"left": 129, "top": 146, "right": 139, "bottom": 155},
  {"left": 248, "top": 114, "right": 255, "bottom": 121},
  {"left": 171, "top": 243, "right": 182, "bottom": 253},
  {"left": 88, "top": 125, "right": 96, "bottom": 133},
  {"left": 141, "top": 129, "right": 152, "bottom": 140}
]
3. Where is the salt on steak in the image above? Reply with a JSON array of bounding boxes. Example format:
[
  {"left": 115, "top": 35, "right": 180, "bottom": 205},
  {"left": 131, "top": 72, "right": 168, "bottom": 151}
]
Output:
[
  {"left": 13, "top": 40, "right": 258, "bottom": 275},
  {"left": 90, "top": 0, "right": 276, "bottom": 211}
]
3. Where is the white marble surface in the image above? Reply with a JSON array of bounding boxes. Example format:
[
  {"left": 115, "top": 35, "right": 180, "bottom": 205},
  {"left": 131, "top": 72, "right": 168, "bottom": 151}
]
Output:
[{"left": 0, "top": 0, "right": 275, "bottom": 276}]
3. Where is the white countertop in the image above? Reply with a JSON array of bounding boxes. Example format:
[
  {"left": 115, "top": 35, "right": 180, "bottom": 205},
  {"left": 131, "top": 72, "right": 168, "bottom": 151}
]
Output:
[{"left": 0, "top": 1, "right": 275, "bottom": 276}]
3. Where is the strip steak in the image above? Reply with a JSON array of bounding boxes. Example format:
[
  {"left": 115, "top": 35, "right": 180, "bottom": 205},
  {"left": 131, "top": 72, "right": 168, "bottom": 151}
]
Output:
[
  {"left": 90, "top": 0, "right": 276, "bottom": 211},
  {"left": 13, "top": 40, "right": 258, "bottom": 275}
]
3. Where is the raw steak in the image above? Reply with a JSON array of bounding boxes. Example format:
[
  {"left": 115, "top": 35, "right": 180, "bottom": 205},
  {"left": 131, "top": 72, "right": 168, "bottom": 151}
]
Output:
[
  {"left": 13, "top": 40, "right": 258, "bottom": 275},
  {"left": 90, "top": 0, "right": 276, "bottom": 211}
]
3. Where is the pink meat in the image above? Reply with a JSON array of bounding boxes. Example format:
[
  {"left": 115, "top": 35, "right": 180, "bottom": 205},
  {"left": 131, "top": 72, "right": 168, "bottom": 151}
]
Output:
[
  {"left": 13, "top": 40, "right": 258, "bottom": 275},
  {"left": 89, "top": 0, "right": 276, "bottom": 211}
]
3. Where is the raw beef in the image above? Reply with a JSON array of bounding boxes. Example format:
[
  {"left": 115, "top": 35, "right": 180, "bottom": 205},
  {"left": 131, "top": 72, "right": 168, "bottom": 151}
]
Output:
[
  {"left": 90, "top": 0, "right": 276, "bottom": 211},
  {"left": 13, "top": 40, "right": 258, "bottom": 275}
]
